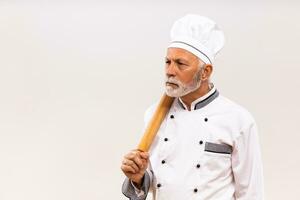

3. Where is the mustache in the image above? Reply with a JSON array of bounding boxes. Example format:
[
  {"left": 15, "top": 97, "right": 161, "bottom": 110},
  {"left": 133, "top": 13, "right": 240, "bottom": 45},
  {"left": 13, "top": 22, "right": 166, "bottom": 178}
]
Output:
[{"left": 165, "top": 77, "right": 182, "bottom": 85}]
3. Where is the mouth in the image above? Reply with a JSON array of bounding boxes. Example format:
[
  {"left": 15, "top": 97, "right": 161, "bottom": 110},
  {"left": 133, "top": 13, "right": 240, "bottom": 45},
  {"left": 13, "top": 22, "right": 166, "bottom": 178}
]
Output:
[{"left": 166, "top": 82, "right": 178, "bottom": 87}]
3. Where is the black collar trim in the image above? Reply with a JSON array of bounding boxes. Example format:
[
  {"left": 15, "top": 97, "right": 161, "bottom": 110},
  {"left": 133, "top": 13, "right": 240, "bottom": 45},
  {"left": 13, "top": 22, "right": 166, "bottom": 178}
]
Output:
[{"left": 178, "top": 90, "right": 219, "bottom": 110}]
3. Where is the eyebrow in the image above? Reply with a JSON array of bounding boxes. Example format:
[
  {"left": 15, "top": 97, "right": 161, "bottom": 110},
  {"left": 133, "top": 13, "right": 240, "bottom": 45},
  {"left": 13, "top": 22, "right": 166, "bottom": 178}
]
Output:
[{"left": 165, "top": 57, "right": 189, "bottom": 63}]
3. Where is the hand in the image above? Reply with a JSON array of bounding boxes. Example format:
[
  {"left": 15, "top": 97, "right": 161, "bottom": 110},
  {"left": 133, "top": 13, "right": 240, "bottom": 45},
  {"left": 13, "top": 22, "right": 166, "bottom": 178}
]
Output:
[{"left": 121, "top": 150, "right": 149, "bottom": 188}]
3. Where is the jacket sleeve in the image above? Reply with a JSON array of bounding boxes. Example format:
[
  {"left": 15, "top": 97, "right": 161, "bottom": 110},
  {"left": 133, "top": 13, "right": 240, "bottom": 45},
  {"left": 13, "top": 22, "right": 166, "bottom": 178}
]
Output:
[
  {"left": 122, "top": 168, "right": 153, "bottom": 200},
  {"left": 231, "top": 122, "right": 264, "bottom": 200}
]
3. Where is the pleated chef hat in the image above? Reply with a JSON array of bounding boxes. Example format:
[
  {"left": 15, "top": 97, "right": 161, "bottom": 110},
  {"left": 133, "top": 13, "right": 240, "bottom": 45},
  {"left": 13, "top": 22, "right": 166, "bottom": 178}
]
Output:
[{"left": 169, "top": 14, "right": 225, "bottom": 64}]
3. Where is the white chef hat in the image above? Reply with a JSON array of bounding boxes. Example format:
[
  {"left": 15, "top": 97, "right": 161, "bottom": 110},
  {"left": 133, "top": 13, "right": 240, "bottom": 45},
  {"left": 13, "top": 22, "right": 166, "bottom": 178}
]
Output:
[{"left": 168, "top": 14, "right": 225, "bottom": 64}]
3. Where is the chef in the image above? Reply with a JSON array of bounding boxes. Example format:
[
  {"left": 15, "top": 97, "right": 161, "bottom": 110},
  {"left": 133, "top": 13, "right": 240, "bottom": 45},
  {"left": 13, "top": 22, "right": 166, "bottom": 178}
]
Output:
[{"left": 121, "top": 14, "right": 264, "bottom": 200}]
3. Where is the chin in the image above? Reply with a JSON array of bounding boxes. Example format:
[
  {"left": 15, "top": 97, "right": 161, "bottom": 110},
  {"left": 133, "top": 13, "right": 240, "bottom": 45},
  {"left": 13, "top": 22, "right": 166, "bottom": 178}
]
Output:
[{"left": 165, "top": 89, "right": 181, "bottom": 98}]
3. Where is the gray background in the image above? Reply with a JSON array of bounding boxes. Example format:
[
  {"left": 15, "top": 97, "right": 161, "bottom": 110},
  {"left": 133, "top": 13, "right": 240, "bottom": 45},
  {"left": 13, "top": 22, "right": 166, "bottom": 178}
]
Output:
[{"left": 0, "top": 0, "right": 299, "bottom": 199}]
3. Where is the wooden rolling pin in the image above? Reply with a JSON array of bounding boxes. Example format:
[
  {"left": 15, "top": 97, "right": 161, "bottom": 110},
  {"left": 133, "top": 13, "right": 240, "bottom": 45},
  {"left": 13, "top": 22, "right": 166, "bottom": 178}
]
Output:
[{"left": 137, "top": 94, "right": 175, "bottom": 152}]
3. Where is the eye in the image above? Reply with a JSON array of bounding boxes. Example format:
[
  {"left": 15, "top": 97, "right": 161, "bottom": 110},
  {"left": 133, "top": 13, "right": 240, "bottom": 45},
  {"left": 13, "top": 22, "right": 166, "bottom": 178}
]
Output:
[
  {"left": 165, "top": 60, "right": 171, "bottom": 64},
  {"left": 177, "top": 61, "right": 188, "bottom": 67}
]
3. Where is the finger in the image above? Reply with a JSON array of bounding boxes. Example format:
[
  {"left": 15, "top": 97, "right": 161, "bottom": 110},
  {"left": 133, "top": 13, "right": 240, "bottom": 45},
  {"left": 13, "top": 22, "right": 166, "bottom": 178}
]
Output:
[
  {"left": 140, "top": 152, "right": 149, "bottom": 159},
  {"left": 123, "top": 159, "right": 139, "bottom": 172},
  {"left": 121, "top": 164, "right": 136, "bottom": 174},
  {"left": 132, "top": 155, "right": 145, "bottom": 169},
  {"left": 141, "top": 158, "right": 149, "bottom": 169},
  {"left": 125, "top": 152, "right": 144, "bottom": 169},
  {"left": 125, "top": 151, "right": 138, "bottom": 160}
]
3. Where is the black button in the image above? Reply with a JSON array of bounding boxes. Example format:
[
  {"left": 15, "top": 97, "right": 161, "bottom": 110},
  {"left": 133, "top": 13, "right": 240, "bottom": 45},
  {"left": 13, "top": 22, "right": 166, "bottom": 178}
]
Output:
[
  {"left": 199, "top": 140, "right": 203, "bottom": 145},
  {"left": 170, "top": 115, "right": 174, "bottom": 119},
  {"left": 164, "top": 138, "right": 168, "bottom": 142},
  {"left": 204, "top": 118, "right": 208, "bottom": 122},
  {"left": 194, "top": 188, "right": 198, "bottom": 193},
  {"left": 161, "top": 160, "right": 166, "bottom": 164},
  {"left": 196, "top": 164, "right": 201, "bottom": 168},
  {"left": 157, "top": 183, "right": 161, "bottom": 188}
]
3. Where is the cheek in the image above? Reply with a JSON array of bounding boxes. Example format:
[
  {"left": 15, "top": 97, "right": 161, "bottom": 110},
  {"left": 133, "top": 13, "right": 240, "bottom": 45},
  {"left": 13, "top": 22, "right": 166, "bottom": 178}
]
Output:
[{"left": 180, "top": 73, "right": 196, "bottom": 84}]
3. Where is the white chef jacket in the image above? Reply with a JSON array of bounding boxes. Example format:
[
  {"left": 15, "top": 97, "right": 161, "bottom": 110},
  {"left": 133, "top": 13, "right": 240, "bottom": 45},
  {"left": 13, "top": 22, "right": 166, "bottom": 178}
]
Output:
[{"left": 126, "top": 85, "right": 264, "bottom": 200}]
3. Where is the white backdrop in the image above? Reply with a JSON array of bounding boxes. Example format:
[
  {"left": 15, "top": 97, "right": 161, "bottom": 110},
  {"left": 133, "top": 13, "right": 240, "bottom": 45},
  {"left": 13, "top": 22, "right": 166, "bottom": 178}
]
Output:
[{"left": 0, "top": 0, "right": 299, "bottom": 199}]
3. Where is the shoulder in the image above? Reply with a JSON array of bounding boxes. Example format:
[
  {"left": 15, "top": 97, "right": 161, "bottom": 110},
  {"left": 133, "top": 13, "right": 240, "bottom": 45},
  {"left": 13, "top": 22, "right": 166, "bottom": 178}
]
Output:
[
  {"left": 143, "top": 97, "right": 177, "bottom": 125},
  {"left": 143, "top": 102, "right": 159, "bottom": 125},
  {"left": 216, "top": 95, "right": 256, "bottom": 129}
]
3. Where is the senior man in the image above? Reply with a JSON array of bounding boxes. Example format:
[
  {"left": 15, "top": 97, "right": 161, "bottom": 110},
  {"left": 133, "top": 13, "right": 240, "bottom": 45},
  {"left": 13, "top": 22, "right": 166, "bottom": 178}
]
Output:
[{"left": 121, "top": 14, "right": 264, "bottom": 200}]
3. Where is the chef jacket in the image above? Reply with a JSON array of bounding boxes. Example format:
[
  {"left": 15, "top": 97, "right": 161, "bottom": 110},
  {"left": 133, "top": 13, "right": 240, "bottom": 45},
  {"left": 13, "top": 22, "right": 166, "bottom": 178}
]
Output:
[{"left": 122, "top": 85, "right": 264, "bottom": 200}]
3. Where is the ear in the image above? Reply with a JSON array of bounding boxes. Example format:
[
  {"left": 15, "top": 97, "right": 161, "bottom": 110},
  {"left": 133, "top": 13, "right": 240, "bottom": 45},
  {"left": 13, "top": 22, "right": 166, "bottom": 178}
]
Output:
[{"left": 201, "top": 64, "right": 213, "bottom": 81}]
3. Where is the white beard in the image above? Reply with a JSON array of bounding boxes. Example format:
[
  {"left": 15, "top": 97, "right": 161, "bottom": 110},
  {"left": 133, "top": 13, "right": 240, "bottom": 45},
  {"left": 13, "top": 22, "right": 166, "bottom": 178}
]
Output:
[{"left": 165, "top": 69, "right": 202, "bottom": 97}]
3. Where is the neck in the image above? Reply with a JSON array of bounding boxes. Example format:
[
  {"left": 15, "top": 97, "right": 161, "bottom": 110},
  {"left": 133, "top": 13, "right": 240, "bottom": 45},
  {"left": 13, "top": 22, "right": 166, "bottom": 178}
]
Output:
[{"left": 180, "top": 81, "right": 210, "bottom": 111}]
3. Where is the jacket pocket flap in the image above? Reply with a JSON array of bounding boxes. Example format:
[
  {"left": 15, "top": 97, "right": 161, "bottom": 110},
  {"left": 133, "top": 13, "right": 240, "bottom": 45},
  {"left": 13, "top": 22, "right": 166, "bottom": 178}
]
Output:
[{"left": 205, "top": 142, "right": 232, "bottom": 154}]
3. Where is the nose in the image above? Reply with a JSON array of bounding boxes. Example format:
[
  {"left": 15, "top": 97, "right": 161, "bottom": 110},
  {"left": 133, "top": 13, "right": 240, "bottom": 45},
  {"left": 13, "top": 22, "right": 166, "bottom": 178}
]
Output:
[{"left": 166, "top": 62, "right": 176, "bottom": 77}]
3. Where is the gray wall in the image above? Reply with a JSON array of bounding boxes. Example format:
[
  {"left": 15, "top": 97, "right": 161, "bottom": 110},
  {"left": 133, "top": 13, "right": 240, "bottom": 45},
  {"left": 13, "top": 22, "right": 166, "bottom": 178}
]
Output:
[{"left": 0, "top": 0, "right": 299, "bottom": 199}]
